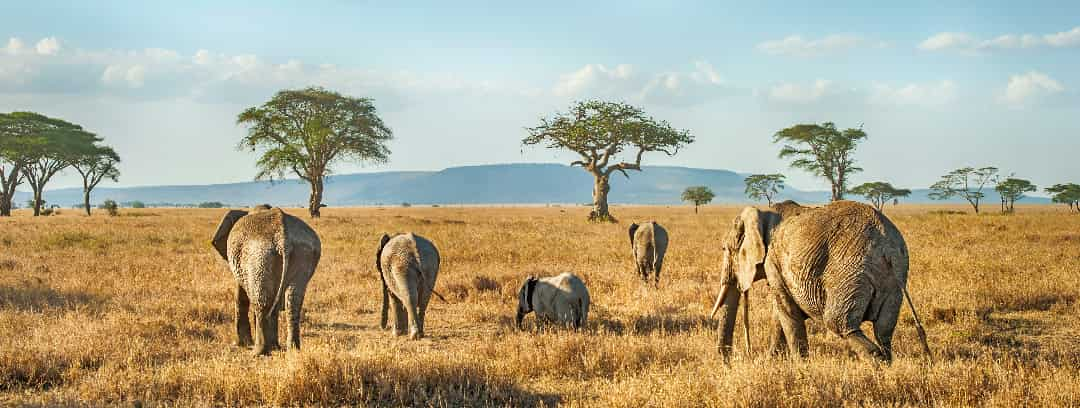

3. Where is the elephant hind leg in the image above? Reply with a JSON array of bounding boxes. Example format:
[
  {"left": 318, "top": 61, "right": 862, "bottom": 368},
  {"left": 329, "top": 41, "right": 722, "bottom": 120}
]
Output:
[
  {"left": 826, "top": 286, "right": 887, "bottom": 362},
  {"left": 285, "top": 282, "right": 308, "bottom": 351},
  {"left": 872, "top": 293, "right": 903, "bottom": 362},
  {"left": 391, "top": 296, "right": 407, "bottom": 336},
  {"left": 253, "top": 304, "right": 281, "bottom": 356},
  {"left": 235, "top": 285, "right": 253, "bottom": 348}
]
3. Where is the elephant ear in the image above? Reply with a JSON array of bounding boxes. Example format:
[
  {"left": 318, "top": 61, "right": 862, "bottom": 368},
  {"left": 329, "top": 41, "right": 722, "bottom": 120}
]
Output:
[
  {"left": 211, "top": 210, "right": 248, "bottom": 261},
  {"left": 376, "top": 233, "right": 391, "bottom": 274},
  {"left": 735, "top": 207, "right": 767, "bottom": 292},
  {"left": 628, "top": 223, "right": 639, "bottom": 246}
]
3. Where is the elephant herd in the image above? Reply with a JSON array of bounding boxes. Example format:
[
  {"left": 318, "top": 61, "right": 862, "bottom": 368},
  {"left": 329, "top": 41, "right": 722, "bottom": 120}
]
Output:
[{"left": 211, "top": 200, "right": 931, "bottom": 364}]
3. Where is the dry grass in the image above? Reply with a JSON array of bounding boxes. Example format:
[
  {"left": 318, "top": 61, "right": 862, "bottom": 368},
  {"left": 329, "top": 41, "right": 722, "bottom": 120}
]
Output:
[{"left": 1, "top": 204, "right": 1079, "bottom": 407}]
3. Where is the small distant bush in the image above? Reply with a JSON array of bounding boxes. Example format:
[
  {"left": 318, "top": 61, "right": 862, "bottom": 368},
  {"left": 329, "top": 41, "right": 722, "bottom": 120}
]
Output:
[
  {"left": 100, "top": 200, "right": 119, "bottom": 216},
  {"left": 401, "top": 202, "right": 412, "bottom": 208},
  {"left": 431, "top": 204, "right": 440, "bottom": 208},
  {"left": 129, "top": 201, "right": 146, "bottom": 209},
  {"left": 198, "top": 202, "right": 225, "bottom": 208},
  {"left": 929, "top": 209, "right": 966, "bottom": 216}
]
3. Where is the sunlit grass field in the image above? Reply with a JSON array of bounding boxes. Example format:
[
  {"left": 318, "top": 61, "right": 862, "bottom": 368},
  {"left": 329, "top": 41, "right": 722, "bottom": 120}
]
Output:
[{"left": 1, "top": 204, "right": 1079, "bottom": 406}]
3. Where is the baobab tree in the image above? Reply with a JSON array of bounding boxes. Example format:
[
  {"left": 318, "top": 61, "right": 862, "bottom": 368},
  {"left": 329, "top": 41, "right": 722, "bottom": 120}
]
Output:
[
  {"left": 773, "top": 122, "right": 866, "bottom": 201},
  {"left": 524, "top": 100, "right": 693, "bottom": 222},
  {"left": 237, "top": 87, "right": 393, "bottom": 218}
]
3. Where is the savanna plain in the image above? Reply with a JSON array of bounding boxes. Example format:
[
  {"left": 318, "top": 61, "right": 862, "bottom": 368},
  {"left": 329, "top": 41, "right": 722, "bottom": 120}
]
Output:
[{"left": 1, "top": 205, "right": 1079, "bottom": 407}]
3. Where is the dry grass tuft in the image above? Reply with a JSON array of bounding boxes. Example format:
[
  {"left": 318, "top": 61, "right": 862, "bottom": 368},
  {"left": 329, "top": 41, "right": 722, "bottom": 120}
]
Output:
[{"left": 1, "top": 204, "right": 1079, "bottom": 406}]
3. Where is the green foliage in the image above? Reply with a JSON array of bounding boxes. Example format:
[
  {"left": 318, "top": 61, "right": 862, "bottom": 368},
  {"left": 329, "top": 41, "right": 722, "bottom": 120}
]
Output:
[
  {"left": 681, "top": 186, "right": 715, "bottom": 213},
  {"left": 744, "top": 173, "right": 786, "bottom": 205},
  {"left": 994, "top": 178, "right": 1036, "bottom": 213},
  {"left": 773, "top": 122, "right": 866, "bottom": 201},
  {"left": 128, "top": 201, "right": 146, "bottom": 209},
  {"left": 1, "top": 112, "right": 102, "bottom": 216},
  {"left": 72, "top": 144, "right": 120, "bottom": 215},
  {"left": 100, "top": 199, "right": 119, "bottom": 216},
  {"left": 1045, "top": 183, "right": 1080, "bottom": 213},
  {"left": 197, "top": 201, "right": 225, "bottom": 209},
  {"left": 237, "top": 87, "right": 393, "bottom": 218},
  {"left": 401, "top": 202, "right": 412, "bottom": 208},
  {"left": 849, "top": 181, "right": 911, "bottom": 211},
  {"left": 928, "top": 167, "right": 999, "bottom": 214},
  {"left": 523, "top": 100, "right": 693, "bottom": 222}
]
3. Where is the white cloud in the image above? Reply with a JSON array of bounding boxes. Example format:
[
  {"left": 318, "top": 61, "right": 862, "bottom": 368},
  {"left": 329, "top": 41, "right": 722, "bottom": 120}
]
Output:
[
  {"left": 757, "top": 34, "right": 882, "bottom": 57},
  {"left": 101, "top": 64, "right": 147, "bottom": 88},
  {"left": 920, "top": 26, "right": 1080, "bottom": 53},
  {"left": 35, "top": 37, "right": 61, "bottom": 55},
  {"left": 552, "top": 61, "right": 730, "bottom": 106},
  {"left": 5, "top": 37, "right": 25, "bottom": 55},
  {"left": 869, "top": 80, "right": 957, "bottom": 107},
  {"left": 767, "top": 79, "right": 836, "bottom": 103},
  {"left": 1000, "top": 71, "right": 1064, "bottom": 107}
]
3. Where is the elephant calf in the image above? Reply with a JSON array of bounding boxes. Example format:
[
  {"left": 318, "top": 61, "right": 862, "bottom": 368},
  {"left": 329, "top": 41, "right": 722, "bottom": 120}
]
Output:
[
  {"left": 376, "top": 233, "right": 440, "bottom": 340},
  {"left": 629, "top": 221, "right": 668, "bottom": 286},
  {"left": 515, "top": 272, "right": 590, "bottom": 330},
  {"left": 212, "top": 207, "right": 321, "bottom": 356}
]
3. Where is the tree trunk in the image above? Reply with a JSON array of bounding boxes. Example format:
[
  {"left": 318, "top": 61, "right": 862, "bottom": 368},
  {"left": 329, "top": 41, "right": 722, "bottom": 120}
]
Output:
[
  {"left": 83, "top": 189, "right": 92, "bottom": 216},
  {"left": 0, "top": 166, "right": 17, "bottom": 217},
  {"left": 588, "top": 175, "right": 615, "bottom": 222},
  {"left": 32, "top": 189, "right": 42, "bottom": 216},
  {"left": 694, "top": 204, "right": 699, "bottom": 214},
  {"left": 308, "top": 177, "right": 324, "bottom": 218},
  {"left": 0, "top": 198, "right": 10, "bottom": 217}
]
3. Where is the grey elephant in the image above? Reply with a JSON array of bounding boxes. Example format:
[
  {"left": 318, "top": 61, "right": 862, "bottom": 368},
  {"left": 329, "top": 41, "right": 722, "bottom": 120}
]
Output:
[
  {"left": 515, "top": 272, "right": 590, "bottom": 330},
  {"left": 629, "top": 221, "right": 668, "bottom": 286},
  {"left": 212, "top": 206, "right": 321, "bottom": 356},
  {"left": 710, "top": 200, "right": 930, "bottom": 363},
  {"left": 376, "top": 233, "right": 440, "bottom": 340}
]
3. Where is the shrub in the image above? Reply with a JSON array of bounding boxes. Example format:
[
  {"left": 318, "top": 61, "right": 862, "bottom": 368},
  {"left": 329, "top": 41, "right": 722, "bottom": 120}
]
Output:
[
  {"left": 100, "top": 200, "right": 119, "bottom": 216},
  {"left": 197, "top": 202, "right": 225, "bottom": 209},
  {"left": 129, "top": 201, "right": 146, "bottom": 209}
]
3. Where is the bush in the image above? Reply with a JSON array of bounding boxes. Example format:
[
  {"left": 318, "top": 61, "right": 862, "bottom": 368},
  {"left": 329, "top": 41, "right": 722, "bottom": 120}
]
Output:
[
  {"left": 197, "top": 202, "right": 225, "bottom": 209},
  {"left": 401, "top": 202, "right": 412, "bottom": 208},
  {"left": 100, "top": 200, "right": 119, "bottom": 216},
  {"left": 129, "top": 201, "right": 146, "bottom": 209}
]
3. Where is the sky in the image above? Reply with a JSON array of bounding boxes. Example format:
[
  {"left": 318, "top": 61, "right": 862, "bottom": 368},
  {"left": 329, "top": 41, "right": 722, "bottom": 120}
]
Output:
[{"left": 1, "top": 1, "right": 1078, "bottom": 193}]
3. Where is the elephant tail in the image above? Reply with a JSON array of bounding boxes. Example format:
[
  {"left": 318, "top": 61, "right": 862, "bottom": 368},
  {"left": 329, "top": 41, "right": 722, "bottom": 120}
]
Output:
[
  {"left": 269, "top": 243, "right": 291, "bottom": 315},
  {"left": 885, "top": 252, "right": 932, "bottom": 363}
]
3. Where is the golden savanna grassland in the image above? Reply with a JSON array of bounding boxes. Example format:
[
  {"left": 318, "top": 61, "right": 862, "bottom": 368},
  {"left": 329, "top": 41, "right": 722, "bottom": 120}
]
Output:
[{"left": 1, "top": 204, "right": 1079, "bottom": 407}]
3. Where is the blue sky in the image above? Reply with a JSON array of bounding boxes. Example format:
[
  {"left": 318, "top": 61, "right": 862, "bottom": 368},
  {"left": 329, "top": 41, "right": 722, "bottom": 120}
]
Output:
[{"left": 1, "top": 1, "right": 1078, "bottom": 193}]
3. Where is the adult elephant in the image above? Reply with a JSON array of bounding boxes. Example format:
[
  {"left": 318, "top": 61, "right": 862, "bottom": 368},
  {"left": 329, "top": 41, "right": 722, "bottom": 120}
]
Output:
[
  {"left": 710, "top": 200, "right": 930, "bottom": 363},
  {"left": 629, "top": 221, "right": 668, "bottom": 286},
  {"left": 376, "top": 233, "right": 440, "bottom": 340},
  {"left": 212, "top": 206, "right": 321, "bottom": 356}
]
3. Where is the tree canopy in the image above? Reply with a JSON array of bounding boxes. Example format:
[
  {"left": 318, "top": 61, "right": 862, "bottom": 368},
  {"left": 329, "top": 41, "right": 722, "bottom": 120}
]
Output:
[
  {"left": 928, "top": 166, "right": 999, "bottom": 214},
  {"left": 0, "top": 112, "right": 101, "bottom": 216},
  {"left": 72, "top": 144, "right": 121, "bottom": 216},
  {"left": 1045, "top": 183, "right": 1080, "bottom": 213},
  {"left": 744, "top": 173, "right": 786, "bottom": 205},
  {"left": 237, "top": 87, "right": 393, "bottom": 218},
  {"left": 994, "top": 177, "right": 1036, "bottom": 213},
  {"left": 681, "top": 186, "right": 715, "bottom": 213},
  {"left": 523, "top": 100, "right": 693, "bottom": 222},
  {"left": 849, "top": 181, "right": 911, "bottom": 211},
  {"left": 774, "top": 122, "right": 866, "bottom": 201}
]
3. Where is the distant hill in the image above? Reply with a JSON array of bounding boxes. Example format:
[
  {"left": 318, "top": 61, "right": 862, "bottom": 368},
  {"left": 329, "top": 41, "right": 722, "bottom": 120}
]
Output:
[{"left": 13, "top": 163, "right": 1049, "bottom": 207}]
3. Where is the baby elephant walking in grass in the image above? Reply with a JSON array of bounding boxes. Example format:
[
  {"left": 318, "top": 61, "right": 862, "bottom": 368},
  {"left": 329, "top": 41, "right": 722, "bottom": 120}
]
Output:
[
  {"left": 212, "top": 206, "right": 321, "bottom": 356},
  {"left": 629, "top": 221, "right": 668, "bottom": 286},
  {"left": 515, "top": 273, "right": 590, "bottom": 330},
  {"left": 376, "top": 233, "right": 440, "bottom": 340}
]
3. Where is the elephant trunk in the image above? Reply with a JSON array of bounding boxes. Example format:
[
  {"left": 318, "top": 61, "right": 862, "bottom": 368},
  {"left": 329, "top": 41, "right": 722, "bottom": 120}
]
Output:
[{"left": 714, "top": 282, "right": 741, "bottom": 362}]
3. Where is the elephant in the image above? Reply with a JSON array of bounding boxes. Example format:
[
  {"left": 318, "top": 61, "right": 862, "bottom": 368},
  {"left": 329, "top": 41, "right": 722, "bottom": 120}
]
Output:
[
  {"left": 709, "top": 200, "right": 930, "bottom": 363},
  {"left": 211, "top": 206, "right": 321, "bottom": 356},
  {"left": 515, "top": 272, "right": 590, "bottom": 330},
  {"left": 376, "top": 232, "right": 440, "bottom": 340},
  {"left": 629, "top": 221, "right": 669, "bottom": 286}
]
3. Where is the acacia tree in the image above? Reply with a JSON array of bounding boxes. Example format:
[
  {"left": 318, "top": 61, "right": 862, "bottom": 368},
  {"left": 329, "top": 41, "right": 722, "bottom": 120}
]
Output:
[
  {"left": 7, "top": 113, "right": 100, "bottom": 216},
  {"left": 744, "top": 173, "right": 786, "bottom": 205},
  {"left": 72, "top": 145, "right": 120, "bottom": 216},
  {"left": 1046, "top": 183, "right": 1080, "bottom": 213},
  {"left": 774, "top": 122, "right": 866, "bottom": 201},
  {"left": 524, "top": 100, "right": 693, "bottom": 222},
  {"left": 237, "top": 87, "right": 393, "bottom": 218},
  {"left": 0, "top": 113, "right": 39, "bottom": 216},
  {"left": 994, "top": 177, "right": 1036, "bottom": 214},
  {"left": 849, "top": 181, "right": 911, "bottom": 211},
  {"left": 928, "top": 166, "right": 999, "bottom": 214},
  {"left": 681, "top": 186, "right": 714, "bottom": 214}
]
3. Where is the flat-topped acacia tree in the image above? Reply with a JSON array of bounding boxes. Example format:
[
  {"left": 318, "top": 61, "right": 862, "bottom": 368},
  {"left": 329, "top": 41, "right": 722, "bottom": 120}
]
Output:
[
  {"left": 524, "top": 100, "right": 693, "bottom": 222},
  {"left": 237, "top": 87, "right": 393, "bottom": 218}
]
